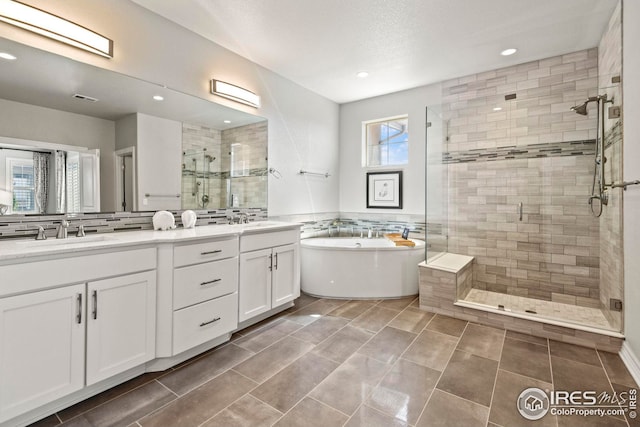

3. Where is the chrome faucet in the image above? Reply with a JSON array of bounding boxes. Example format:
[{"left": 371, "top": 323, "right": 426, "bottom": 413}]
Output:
[
  {"left": 35, "top": 226, "right": 47, "bottom": 240},
  {"left": 237, "top": 212, "right": 249, "bottom": 224},
  {"left": 56, "top": 219, "right": 69, "bottom": 239},
  {"left": 76, "top": 224, "right": 86, "bottom": 237}
]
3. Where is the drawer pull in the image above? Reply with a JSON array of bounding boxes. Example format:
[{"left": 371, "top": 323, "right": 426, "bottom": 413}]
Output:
[
  {"left": 201, "top": 250, "right": 222, "bottom": 255},
  {"left": 76, "top": 294, "right": 82, "bottom": 324},
  {"left": 200, "top": 278, "right": 222, "bottom": 286},
  {"left": 199, "top": 317, "right": 221, "bottom": 327},
  {"left": 92, "top": 290, "right": 98, "bottom": 320}
]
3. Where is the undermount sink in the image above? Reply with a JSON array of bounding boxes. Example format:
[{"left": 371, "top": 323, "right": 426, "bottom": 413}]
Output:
[{"left": 17, "top": 235, "right": 116, "bottom": 247}]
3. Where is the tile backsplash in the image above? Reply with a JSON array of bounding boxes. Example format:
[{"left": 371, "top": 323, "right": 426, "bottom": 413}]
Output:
[{"left": 0, "top": 208, "right": 267, "bottom": 240}]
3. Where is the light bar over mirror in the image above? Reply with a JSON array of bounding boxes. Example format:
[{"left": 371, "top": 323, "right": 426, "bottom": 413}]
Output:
[
  {"left": 0, "top": 0, "right": 113, "bottom": 58},
  {"left": 211, "top": 79, "right": 260, "bottom": 108}
]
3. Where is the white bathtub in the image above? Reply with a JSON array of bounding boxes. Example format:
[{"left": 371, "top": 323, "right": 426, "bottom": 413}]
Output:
[{"left": 300, "top": 237, "right": 426, "bottom": 299}]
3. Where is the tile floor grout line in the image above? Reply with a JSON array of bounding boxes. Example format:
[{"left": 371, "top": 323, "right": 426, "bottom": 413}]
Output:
[
  {"left": 154, "top": 378, "right": 180, "bottom": 398},
  {"left": 595, "top": 349, "right": 632, "bottom": 426},
  {"left": 485, "top": 330, "right": 507, "bottom": 426}
]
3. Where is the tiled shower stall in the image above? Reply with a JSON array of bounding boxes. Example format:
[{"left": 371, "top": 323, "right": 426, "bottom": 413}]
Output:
[
  {"left": 425, "top": 2, "right": 623, "bottom": 333},
  {"left": 181, "top": 121, "right": 268, "bottom": 210}
]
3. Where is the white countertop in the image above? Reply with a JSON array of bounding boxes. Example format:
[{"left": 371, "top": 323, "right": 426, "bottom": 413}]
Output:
[{"left": 0, "top": 221, "right": 301, "bottom": 262}]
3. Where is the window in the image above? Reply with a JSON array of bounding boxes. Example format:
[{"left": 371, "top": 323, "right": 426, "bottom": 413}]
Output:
[
  {"left": 363, "top": 115, "right": 409, "bottom": 167},
  {"left": 6, "top": 158, "right": 36, "bottom": 214}
]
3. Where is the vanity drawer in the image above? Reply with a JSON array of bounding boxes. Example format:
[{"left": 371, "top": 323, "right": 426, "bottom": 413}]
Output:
[
  {"left": 173, "top": 237, "right": 238, "bottom": 267},
  {"left": 173, "top": 257, "right": 238, "bottom": 310},
  {"left": 240, "top": 229, "right": 299, "bottom": 253},
  {"left": 172, "top": 292, "right": 238, "bottom": 355}
]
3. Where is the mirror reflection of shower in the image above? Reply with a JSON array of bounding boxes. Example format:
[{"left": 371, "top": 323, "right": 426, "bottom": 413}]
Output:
[
  {"left": 570, "top": 94, "right": 613, "bottom": 217},
  {"left": 182, "top": 150, "right": 216, "bottom": 209}
]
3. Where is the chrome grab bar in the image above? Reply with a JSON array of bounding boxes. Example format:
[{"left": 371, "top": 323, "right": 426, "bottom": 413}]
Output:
[
  {"left": 299, "top": 169, "right": 330, "bottom": 178},
  {"left": 144, "top": 193, "right": 181, "bottom": 198}
]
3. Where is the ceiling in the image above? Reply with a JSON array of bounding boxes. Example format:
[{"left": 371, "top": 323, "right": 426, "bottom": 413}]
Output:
[{"left": 131, "top": 0, "right": 619, "bottom": 104}]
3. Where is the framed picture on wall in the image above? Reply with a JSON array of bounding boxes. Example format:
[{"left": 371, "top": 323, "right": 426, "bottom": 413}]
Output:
[{"left": 366, "top": 171, "right": 403, "bottom": 209}]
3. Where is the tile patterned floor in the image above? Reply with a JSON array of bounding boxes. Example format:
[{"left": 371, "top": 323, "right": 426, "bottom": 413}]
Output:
[
  {"left": 30, "top": 294, "right": 638, "bottom": 427},
  {"left": 465, "top": 288, "right": 612, "bottom": 330}
]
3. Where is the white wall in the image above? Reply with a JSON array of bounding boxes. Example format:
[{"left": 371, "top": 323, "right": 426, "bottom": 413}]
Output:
[
  {"left": 0, "top": 98, "right": 116, "bottom": 210},
  {"left": 623, "top": 1, "right": 640, "bottom": 360},
  {"left": 0, "top": 0, "right": 340, "bottom": 217},
  {"left": 339, "top": 83, "right": 441, "bottom": 215}
]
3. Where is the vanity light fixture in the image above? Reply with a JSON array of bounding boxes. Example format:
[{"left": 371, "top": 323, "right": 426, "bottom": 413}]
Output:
[
  {"left": 0, "top": 0, "right": 113, "bottom": 58},
  {"left": 493, "top": 107, "right": 502, "bottom": 111},
  {"left": 0, "top": 189, "right": 12, "bottom": 215},
  {"left": 500, "top": 48, "right": 517, "bottom": 56},
  {"left": 0, "top": 51, "right": 16, "bottom": 60},
  {"left": 211, "top": 79, "right": 260, "bottom": 108}
]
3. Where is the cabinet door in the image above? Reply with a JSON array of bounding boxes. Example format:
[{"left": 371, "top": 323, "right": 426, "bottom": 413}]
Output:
[
  {"left": 0, "top": 285, "right": 85, "bottom": 423},
  {"left": 238, "top": 249, "right": 272, "bottom": 322},
  {"left": 86, "top": 271, "right": 156, "bottom": 385},
  {"left": 272, "top": 243, "right": 300, "bottom": 307}
]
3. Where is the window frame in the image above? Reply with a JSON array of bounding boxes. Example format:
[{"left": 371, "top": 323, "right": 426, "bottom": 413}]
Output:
[{"left": 361, "top": 114, "right": 409, "bottom": 168}]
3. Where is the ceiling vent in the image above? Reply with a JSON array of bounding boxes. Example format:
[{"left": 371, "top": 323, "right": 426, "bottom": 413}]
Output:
[{"left": 73, "top": 93, "right": 99, "bottom": 102}]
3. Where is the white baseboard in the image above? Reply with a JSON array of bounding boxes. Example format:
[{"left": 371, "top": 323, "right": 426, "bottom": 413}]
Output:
[{"left": 619, "top": 341, "right": 640, "bottom": 386}]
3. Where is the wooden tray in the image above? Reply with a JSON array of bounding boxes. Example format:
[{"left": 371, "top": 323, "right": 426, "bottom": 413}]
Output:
[{"left": 383, "top": 233, "right": 416, "bottom": 247}]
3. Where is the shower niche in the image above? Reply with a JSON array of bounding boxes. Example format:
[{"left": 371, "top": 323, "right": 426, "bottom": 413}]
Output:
[{"left": 181, "top": 121, "right": 268, "bottom": 210}]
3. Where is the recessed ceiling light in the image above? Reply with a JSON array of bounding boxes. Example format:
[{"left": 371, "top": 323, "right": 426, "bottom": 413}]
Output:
[
  {"left": 501, "top": 48, "right": 517, "bottom": 56},
  {"left": 0, "top": 52, "right": 16, "bottom": 60},
  {"left": 493, "top": 107, "right": 502, "bottom": 111},
  {"left": 223, "top": 120, "right": 231, "bottom": 124},
  {"left": 153, "top": 95, "right": 164, "bottom": 101},
  {"left": 356, "top": 71, "right": 369, "bottom": 78}
]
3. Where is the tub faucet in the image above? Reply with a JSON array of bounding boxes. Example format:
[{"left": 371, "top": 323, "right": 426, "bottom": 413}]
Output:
[{"left": 56, "top": 219, "right": 69, "bottom": 239}]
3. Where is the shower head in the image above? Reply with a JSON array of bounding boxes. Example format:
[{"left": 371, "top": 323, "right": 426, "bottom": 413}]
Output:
[
  {"left": 570, "top": 95, "right": 609, "bottom": 115},
  {"left": 570, "top": 102, "right": 589, "bottom": 116}
]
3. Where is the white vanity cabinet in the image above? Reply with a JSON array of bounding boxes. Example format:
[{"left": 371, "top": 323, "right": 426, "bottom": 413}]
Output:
[
  {"left": 170, "top": 237, "right": 239, "bottom": 355},
  {"left": 0, "top": 247, "right": 157, "bottom": 424},
  {"left": 86, "top": 270, "right": 156, "bottom": 385},
  {"left": 0, "top": 285, "right": 85, "bottom": 423},
  {"left": 239, "top": 229, "right": 300, "bottom": 323}
]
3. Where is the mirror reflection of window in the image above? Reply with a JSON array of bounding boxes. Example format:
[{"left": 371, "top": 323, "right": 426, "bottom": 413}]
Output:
[
  {"left": 0, "top": 144, "right": 100, "bottom": 214},
  {"left": 6, "top": 158, "right": 36, "bottom": 214}
]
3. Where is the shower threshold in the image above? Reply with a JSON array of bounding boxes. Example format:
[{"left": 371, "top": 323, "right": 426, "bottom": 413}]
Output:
[{"left": 457, "top": 288, "right": 623, "bottom": 338}]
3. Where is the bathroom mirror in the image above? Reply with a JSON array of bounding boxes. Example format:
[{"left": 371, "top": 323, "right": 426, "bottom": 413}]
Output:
[{"left": 0, "top": 36, "right": 267, "bottom": 215}]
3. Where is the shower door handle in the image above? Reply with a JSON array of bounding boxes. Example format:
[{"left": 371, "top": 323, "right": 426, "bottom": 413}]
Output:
[{"left": 518, "top": 203, "right": 523, "bottom": 221}]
